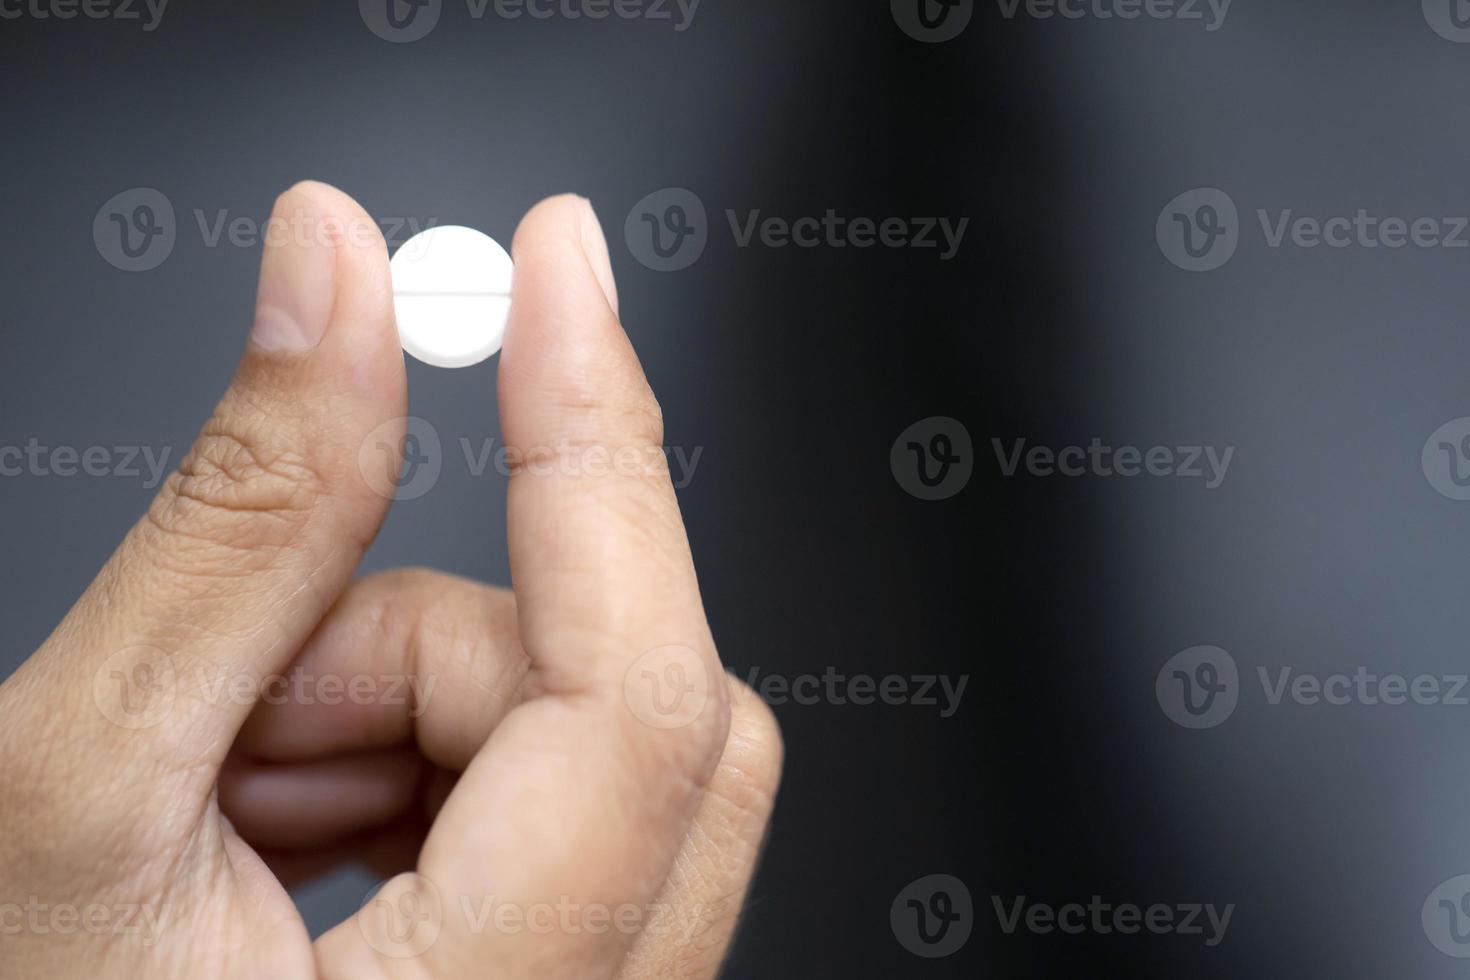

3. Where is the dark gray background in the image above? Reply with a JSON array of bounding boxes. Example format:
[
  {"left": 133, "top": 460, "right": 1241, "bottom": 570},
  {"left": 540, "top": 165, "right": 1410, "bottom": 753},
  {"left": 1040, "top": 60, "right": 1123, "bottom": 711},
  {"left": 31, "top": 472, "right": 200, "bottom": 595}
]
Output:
[{"left": 11, "top": 0, "right": 1470, "bottom": 976}]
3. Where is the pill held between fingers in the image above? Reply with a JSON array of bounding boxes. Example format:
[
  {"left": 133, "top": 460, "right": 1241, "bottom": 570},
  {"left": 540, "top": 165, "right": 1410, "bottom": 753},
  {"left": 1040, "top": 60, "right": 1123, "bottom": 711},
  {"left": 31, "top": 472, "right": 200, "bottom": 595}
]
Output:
[{"left": 390, "top": 225, "right": 513, "bottom": 369}]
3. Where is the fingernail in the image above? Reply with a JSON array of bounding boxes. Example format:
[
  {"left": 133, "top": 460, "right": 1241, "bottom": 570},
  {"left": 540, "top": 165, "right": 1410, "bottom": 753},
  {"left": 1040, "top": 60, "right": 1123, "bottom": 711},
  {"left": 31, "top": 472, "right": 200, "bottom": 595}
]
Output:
[
  {"left": 577, "top": 197, "right": 620, "bottom": 316},
  {"left": 249, "top": 185, "right": 340, "bottom": 352}
]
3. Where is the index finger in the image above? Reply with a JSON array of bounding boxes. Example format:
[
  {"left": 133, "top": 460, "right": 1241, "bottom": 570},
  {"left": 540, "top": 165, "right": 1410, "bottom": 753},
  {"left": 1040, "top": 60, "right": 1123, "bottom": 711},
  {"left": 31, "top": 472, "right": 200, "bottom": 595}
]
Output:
[
  {"left": 318, "top": 195, "right": 731, "bottom": 978},
  {"left": 501, "top": 194, "right": 718, "bottom": 709}
]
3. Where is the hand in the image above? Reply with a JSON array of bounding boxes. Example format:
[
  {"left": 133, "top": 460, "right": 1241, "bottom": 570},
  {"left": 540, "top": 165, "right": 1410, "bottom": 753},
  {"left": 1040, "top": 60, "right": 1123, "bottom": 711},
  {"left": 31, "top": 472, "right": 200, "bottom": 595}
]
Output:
[{"left": 0, "top": 183, "right": 782, "bottom": 979}]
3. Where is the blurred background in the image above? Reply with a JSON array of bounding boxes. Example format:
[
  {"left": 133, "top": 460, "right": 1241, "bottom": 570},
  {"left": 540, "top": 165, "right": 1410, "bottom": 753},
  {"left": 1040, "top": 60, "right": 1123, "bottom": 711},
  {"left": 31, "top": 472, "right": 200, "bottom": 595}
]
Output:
[{"left": 12, "top": 0, "right": 1470, "bottom": 976}]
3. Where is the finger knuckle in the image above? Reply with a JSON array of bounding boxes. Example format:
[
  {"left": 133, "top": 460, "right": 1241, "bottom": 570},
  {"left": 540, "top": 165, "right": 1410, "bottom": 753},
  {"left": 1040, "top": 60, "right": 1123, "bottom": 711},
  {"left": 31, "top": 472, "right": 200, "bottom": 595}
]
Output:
[
  {"left": 651, "top": 667, "right": 735, "bottom": 784},
  {"left": 546, "top": 378, "right": 665, "bottom": 451},
  {"left": 718, "top": 680, "right": 785, "bottom": 808},
  {"left": 624, "top": 388, "right": 666, "bottom": 450},
  {"left": 364, "top": 565, "right": 443, "bottom": 603},
  {"left": 146, "top": 401, "right": 329, "bottom": 557},
  {"left": 404, "top": 582, "right": 524, "bottom": 692}
]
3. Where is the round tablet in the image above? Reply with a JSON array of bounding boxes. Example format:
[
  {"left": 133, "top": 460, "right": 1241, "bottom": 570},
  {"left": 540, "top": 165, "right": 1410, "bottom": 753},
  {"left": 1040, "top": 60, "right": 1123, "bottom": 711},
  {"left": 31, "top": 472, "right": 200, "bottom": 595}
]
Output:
[{"left": 390, "top": 225, "right": 513, "bottom": 369}]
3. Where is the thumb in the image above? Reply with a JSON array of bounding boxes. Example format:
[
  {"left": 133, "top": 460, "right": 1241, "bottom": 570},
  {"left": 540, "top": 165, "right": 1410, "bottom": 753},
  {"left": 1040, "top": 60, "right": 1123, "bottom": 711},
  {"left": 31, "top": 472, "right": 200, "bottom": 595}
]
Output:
[{"left": 7, "top": 181, "right": 407, "bottom": 807}]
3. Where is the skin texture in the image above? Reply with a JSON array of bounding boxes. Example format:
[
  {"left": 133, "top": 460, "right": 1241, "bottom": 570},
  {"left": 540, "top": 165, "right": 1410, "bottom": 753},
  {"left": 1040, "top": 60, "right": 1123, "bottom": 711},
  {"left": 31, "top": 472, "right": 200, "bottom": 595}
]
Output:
[{"left": 0, "top": 184, "right": 782, "bottom": 979}]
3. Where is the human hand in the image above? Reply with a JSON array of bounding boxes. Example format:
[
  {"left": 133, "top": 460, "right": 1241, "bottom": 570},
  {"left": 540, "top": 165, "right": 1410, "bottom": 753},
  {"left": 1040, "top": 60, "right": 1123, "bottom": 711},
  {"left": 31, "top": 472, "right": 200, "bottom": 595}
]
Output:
[{"left": 0, "top": 183, "right": 781, "bottom": 979}]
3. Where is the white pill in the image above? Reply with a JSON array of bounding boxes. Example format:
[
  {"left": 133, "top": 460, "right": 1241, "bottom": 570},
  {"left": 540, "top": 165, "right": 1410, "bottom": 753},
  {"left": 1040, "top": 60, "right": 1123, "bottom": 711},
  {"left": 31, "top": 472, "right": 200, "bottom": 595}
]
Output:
[{"left": 391, "top": 225, "right": 513, "bottom": 369}]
